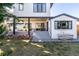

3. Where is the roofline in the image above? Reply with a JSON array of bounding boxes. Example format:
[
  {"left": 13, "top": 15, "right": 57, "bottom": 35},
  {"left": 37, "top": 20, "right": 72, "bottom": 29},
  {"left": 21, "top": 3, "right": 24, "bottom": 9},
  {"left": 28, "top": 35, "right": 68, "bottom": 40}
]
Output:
[
  {"left": 16, "top": 16, "right": 53, "bottom": 18},
  {"left": 51, "top": 13, "right": 79, "bottom": 20}
]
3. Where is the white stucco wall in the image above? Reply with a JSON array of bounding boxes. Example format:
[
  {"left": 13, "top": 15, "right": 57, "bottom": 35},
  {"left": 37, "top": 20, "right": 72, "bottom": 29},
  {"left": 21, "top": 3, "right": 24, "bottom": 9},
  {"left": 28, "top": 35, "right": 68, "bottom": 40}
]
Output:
[
  {"left": 13, "top": 3, "right": 50, "bottom": 17},
  {"left": 50, "top": 15, "right": 77, "bottom": 39}
]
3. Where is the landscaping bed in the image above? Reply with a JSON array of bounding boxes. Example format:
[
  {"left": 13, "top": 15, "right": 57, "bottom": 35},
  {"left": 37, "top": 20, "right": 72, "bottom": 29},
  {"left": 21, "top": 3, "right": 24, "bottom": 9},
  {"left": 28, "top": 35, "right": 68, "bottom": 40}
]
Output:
[{"left": 5, "top": 34, "right": 32, "bottom": 40}]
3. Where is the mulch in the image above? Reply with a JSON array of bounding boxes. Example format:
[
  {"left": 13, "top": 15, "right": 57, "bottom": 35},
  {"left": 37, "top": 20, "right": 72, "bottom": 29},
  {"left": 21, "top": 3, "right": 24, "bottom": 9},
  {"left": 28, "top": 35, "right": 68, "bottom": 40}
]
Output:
[{"left": 5, "top": 34, "right": 32, "bottom": 40}]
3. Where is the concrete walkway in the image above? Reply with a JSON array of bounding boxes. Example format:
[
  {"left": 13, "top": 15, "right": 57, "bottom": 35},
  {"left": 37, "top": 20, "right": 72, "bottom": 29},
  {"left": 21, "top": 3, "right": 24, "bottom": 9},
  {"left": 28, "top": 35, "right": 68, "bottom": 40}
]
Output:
[
  {"left": 32, "top": 31, "right": 51, "bottom": 42},
  {"left": 32, "top": 31, "right": 79, "bottom": 42}
]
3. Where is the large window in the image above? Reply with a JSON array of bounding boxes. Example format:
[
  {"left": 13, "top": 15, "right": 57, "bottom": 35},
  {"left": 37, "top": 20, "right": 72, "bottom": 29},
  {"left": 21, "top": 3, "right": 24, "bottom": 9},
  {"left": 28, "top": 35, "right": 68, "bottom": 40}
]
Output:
[
  {"left": 36, "top": 23, "right": 45, "bottom": 31},
  {"left": 36, "top": 23, "right": 44, "bottom": 28},
  {"left": 54, "top": 21, "right": 72, "bottom": 29},
  {"left": 33, "top": 3, "right": 46, "bottom": 12},
  {"left": 19, "top": 3, "right": 24, "bottom": 11}
]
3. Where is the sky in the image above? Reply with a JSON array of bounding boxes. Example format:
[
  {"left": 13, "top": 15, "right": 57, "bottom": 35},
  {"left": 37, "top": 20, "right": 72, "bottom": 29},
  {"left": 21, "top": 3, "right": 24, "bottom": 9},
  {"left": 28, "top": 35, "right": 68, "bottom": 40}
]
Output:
[{"left": 52, "top": 3, "right": 79, "bottom": 18}]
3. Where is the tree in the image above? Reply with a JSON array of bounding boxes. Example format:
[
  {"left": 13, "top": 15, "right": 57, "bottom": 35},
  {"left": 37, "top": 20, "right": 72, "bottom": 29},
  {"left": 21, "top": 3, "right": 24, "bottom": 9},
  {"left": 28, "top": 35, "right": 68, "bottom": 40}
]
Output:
[{"left": 0, "top": 3, "right": 13, "bottom": 34}]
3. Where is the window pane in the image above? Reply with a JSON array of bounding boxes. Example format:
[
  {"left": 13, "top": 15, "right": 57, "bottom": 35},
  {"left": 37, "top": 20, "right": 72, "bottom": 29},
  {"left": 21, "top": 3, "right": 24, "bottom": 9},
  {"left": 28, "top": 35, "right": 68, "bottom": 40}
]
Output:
[
  {"left": 36, "top": 23, "right": 41, "bottom": 28},
  {"left": 57, "top": 21, "right": 61, "bottom": 29},
  {"left": 69, "top": 21, "right": 72, "bottom": 29},
  {"left": 33, "top": 3, "right": 46, "bottom": 12},
  {"left": 19, "top": 3, "right": 24, "bottom": 11},
  {"left": 54, "top": 22, "right": 57, "bottom": 29},
  {"left": 61, "top": 21, "right": 67, "bottom": 29},
  {"left": 54, "top": 21, "right": 72, "bottom": 29},
  {"left": 42, "top": 3, "right": 46, "bottom": 12},
  {"left": 37, "top": 4, "right": 42, "bottom": 12},
  {"left": 33, "top": 3, "right": 37, "bottom": 12}
]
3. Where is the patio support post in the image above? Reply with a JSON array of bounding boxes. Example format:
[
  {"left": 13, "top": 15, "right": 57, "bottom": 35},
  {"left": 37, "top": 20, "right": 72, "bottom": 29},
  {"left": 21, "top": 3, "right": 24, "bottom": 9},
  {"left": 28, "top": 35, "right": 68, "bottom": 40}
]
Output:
[
  {"left": 13, "top": 16, "right": 16, "bottom": 35},
  {"left": 28, "top": 17, "right": 30, "bottom": 37}
]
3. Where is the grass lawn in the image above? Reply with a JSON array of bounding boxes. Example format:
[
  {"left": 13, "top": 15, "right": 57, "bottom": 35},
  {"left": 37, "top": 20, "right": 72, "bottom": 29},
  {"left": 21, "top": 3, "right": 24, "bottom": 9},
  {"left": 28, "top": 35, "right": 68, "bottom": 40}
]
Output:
[{"left": 0, "top": 39, "right": 79, "bottom": 56}]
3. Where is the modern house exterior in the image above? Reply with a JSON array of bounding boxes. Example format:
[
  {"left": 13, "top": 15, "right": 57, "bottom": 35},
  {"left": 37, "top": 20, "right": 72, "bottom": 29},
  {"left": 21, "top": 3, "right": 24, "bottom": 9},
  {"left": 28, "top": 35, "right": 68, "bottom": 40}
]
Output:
[
  {"left": 6, "top": 3, "right": 53, "bottom": 31},
  {"left": 5, "top": 3, "right": 78, "bottom": 40}
]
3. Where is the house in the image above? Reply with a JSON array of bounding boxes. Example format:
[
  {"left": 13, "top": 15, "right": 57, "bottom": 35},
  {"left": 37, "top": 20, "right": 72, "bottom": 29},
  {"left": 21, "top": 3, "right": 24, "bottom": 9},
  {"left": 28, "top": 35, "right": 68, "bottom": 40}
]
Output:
[
  {"left": 5, "top": 3, "right": 78, "bottom": 40},
  {"left": 6, "top": 3, "right": 53, "bottom": 31},
  {"left": 48, "top": 13, "right": 77, "bottom": 39}
]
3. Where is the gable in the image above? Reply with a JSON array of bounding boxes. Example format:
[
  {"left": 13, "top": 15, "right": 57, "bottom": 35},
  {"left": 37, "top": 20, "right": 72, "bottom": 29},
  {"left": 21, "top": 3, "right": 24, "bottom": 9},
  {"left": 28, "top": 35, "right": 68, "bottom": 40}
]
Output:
[{"left": 51, "top": 13, "right": 79, "bottom": 20}]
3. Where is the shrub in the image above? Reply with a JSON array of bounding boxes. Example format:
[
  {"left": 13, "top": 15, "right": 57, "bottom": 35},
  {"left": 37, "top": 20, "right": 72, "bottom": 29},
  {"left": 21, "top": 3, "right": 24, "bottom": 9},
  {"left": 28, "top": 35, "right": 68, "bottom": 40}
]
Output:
[
  {"left": 0, "top": 25, "right": 7, "bottom": 39},
  {"left": 0, "top": 42, "right": 3, "bottom": 46},
  {"left": 0, "top": 49, "right": 12, "bottom": 56}
]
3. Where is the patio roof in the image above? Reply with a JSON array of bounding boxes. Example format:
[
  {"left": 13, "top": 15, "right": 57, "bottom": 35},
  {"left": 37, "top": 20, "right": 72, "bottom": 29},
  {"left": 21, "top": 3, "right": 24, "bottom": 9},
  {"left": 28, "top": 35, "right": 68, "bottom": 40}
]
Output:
[{"left": 16, "top": 16, "right": 53, "bottom": 18}]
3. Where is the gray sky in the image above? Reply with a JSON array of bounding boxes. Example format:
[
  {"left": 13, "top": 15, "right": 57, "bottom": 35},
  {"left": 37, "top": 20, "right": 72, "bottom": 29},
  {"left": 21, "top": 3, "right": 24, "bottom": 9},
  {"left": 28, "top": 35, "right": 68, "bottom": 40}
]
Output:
[{"left": 52, "top": 3, "right": 79, "bottom": 18}]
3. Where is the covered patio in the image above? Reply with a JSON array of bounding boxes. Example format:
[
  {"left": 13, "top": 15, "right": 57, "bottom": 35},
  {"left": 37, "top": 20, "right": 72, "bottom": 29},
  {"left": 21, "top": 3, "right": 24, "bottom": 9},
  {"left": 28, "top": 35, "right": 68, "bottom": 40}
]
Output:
[{"left": 6, "top": 17, "right": 51, "bottom": 40}]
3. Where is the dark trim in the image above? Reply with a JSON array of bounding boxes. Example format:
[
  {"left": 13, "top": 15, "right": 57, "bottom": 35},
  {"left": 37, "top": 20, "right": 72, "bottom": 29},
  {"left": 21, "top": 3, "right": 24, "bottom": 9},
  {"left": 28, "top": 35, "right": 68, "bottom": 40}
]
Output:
[
  {"left": 28, "top": 18, "right": 30, "bottom": 37},
  {"left": 51, "top": 13, "right": 79, "bottom": 20},
  {"left": 16, "top": 17, "right": 52, "bottom": 18},
  {"left": 50, "top": 3, "right": 53, "bottom": 8},
  {"left": 47, "top": 22, "right": 48, "bottom": 31},
  {"left": 13, "top": 17, "right": 16, "bottom": 34},
  {"left": 16, "top": 13, "right": 79, "bottom": 20}
]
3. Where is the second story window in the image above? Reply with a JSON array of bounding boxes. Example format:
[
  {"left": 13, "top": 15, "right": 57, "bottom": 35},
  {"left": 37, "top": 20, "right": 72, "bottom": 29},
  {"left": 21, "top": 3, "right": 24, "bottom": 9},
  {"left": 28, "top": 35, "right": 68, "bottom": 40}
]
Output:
[
  {"left": 33, "top": 3, "right": 46, "bottom": 12},
  {"left": 19, "top": 3, "right": 24, "bottom": 11}
]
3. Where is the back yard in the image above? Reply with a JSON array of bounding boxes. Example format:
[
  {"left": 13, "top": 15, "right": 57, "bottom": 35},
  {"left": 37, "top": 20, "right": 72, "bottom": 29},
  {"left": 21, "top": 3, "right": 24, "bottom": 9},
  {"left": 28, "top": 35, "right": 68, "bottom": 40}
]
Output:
[{"left": 1, "top": 39, "right": 79, "bottom": 56}]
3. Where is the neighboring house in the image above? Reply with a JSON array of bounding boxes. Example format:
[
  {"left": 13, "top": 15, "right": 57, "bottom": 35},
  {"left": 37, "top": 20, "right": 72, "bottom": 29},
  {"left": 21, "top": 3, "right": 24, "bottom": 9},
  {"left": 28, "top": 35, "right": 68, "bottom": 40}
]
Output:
[
  {"left": 48, "top": 13, "right": 77, "bottom": 39},
  {"left": 77, "top": 20, "right": 79, "bottom": 35},
  {"left": 6, "top": 3, "right": 53, "bottom": 31}
]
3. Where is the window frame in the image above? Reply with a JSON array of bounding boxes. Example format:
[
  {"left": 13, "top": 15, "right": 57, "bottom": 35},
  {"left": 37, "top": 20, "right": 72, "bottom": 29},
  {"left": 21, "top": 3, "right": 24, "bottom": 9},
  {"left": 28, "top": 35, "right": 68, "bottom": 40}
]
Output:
[
  {"left": 54, "top": 21, "right": 72, "bottom": 29},
  {"left": 33, "top": 3, "right": 46, "bottom": 13}
]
